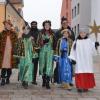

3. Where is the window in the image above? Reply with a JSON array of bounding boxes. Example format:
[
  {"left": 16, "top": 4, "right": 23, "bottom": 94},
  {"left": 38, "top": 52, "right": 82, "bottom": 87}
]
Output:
[
  {"left": 66, "top": 0, "right": 68, "bottom": 9},
  {"left": 75, "top": 6, "right": 76, "bottom": 17},
  {"left": 66, "top": 12, "right": 68, "bottom": 18},
  {"left": 72, "top": 9, "right": 74, "bottom": 19},
  {"left": 75, "top": 26, "right": 76, "bottom": 34},
  {"left": 77, "top": 24, "right": 79, "bottom": 33},
  {"left": 77, "top": 3, "right": 80, "bottom": 15}
]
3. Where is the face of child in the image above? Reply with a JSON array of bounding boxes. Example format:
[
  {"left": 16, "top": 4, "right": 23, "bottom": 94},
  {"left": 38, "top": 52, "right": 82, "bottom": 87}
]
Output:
[
  {"left": 79, "top": 32, "right": 87, "bottom": 38},
  {"left": 63, "top": 31, "right": 69, "bottom": 38},
  {"left": 44, "top": 23, "right": 51, "bottom": 30}
]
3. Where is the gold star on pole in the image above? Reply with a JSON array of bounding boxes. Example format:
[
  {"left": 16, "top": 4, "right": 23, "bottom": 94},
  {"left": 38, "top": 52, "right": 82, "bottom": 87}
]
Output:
[{"left": 89, "top": 20, "right": 100, "bottom": 41}]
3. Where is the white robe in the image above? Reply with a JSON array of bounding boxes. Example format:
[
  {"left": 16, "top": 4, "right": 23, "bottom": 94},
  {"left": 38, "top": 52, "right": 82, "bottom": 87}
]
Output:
[{"left": 69, "top": 38, "right": 95, "bottom": 73}]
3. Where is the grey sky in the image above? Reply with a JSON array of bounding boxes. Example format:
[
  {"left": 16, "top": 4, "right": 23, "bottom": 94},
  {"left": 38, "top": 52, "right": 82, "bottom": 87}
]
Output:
[{"left": 23, "top": 0, "right": 62, "bottom": 29}]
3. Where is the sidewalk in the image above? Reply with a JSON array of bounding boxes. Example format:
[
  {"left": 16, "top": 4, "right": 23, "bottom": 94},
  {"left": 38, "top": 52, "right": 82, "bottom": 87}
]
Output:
[{"left": 0, "top": 55, "right": 100, "bottom": 100}]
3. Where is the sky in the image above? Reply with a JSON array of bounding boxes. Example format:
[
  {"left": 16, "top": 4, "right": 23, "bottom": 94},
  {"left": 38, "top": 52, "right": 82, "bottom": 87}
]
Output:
[{"left": 23, "top": 0, "right": 62, "bottom": 29}]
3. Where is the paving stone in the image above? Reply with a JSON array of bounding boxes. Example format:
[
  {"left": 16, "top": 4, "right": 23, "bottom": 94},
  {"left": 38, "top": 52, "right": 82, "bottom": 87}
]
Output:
[
  {"left": 11, "top": 97, "right": 31, "bottom": 100},
  {"left": 0, "top": 99, "right": 10, "bottom": 100},
  {"left": 78, "top": 98, "right": 97, "bottom": 100},
  {"left": 32, "top": 95, "right": 52, "bottom": 100},
  {"left": 52, "top": 98, "right": 77, "bottom": 100}
]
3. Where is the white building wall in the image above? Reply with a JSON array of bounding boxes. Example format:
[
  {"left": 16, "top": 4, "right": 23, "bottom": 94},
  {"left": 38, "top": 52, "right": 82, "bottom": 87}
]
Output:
[
  {"left": 80, "top": 0, "right": 91, "bottom": 27},
  {"left": 71, "top": 0, "right": 80, "bottom": 36},
  {"left": 71, "top": 0, "right": 100, "bottom": 54},
  {"left": 71, "top": 0, "right": 91, "bottom": 35},
  {"left": 90, "top": 0, "right": 100, "bottom": 54}
]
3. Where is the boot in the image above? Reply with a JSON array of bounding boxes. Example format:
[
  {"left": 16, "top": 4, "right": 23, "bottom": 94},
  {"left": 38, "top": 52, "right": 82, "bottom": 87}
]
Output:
[
  {"left": 32, "top": 81, "right": 37, "bottom": 85},
  {"left": 83, "top": 89, "right": 88, "bottom": 92},
  {"left": 77, "top": 89, "right": 83, "bottom": 93},
  {"left": 1, "top": 78, "right": 5, "bottom": 86},
  {"left": 42, "top": 74, "right": 46, "bottom": 87},
  {"left": 6, "top": 69, "right": 12, "bottom": 84},
  {"left": 1, "top": 68, "right": 6, "bottom": 86},
  {"left": 22, "top": 81, "right": 28, "bottom": 89},
  {"left": 6, "top": 78, "right": 10, "bottom": 84},
  {"left": 69, "top": 83, "right": 74, "bottom": 86},
  {"left": 46, "top": 76, "right": 51, "bottom": 89},
  {"left": 32, "top": 58, "right": 38, "bottom": 85}
]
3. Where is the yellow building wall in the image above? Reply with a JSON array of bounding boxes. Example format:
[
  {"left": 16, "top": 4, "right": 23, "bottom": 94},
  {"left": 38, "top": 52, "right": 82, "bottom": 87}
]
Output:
[{"left": 0, "top": 4, "right": 5, "bottom": 32}]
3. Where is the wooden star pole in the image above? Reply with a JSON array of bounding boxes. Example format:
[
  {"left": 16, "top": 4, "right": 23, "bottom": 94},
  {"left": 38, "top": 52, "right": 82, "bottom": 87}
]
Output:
[
  {"left": 89, "top": 20, "right": 100, "bottom": 53},
  {"left": 89, "top": 20, "right": 100, "bottom": 42}
]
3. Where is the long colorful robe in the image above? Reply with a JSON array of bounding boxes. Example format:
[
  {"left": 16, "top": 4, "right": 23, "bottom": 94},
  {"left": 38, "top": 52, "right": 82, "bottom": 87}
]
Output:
[
  {"left": 0, "top": 30, "right": 18, "bottom": 68},
  {"left": 38, "top": 32, "right": 55, "bottom": 77},
  {"left": 69, "top": 38, "right": 96, "bottom": 89},
  {"left": 57, "top": 38, "right": 72, "bottom": 84},
  {"left": 14, "top": 37, "right": 34, "bottom": 82},
  {"left": 54, "top": 29, "right": 74, "bottom": 83}
]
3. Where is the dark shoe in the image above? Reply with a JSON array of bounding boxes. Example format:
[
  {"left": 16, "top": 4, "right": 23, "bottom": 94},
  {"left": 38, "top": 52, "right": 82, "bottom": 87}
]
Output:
[
  {"left": 42, "top": 81, "right": 46, "bottom": 87},
  {"left": 6, "top": 78, "right": 10, "bottom": 84},
  {"left": 32, "top": 81, "right": 37, "bottom": 85},
  {"left": 77, "top": 89, "right": 83, "bottom": 93},
  {"left": 42, "top": 75, "right": 46, "bottom": 87},
  {"left": 83, "top": 89, "right": 88, "bottom": 92},
  {"left": 22, "top": 81, "right": 28, "bottom": 89},
  {"left": 46, "top": 76, "right": 51, "bottom": 89},
  {"left": 1, "top": 78, "right": 5, "bottom": 86},
  {"left": 42, "top": 82, "right": 46, "bottom": 87},
  {"left": 69, "top": 83, "right": 74, "bottom": 86},
  {"left": 46, "top": 82, "right": 51, "bottom": 89}
]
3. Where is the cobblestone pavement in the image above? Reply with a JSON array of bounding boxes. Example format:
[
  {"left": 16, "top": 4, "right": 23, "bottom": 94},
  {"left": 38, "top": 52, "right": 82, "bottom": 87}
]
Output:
[{"left": 0, "top": 55, "right": 100, "bottom": 100}]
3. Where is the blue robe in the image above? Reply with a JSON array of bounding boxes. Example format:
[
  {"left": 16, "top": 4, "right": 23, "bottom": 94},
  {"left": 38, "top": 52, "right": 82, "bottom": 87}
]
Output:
[{"left": 58, "top": 38, "right": 72, "bottom": 84}]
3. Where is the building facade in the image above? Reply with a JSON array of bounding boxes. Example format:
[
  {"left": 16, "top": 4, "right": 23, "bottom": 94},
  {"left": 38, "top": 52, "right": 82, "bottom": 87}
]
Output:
[
  {"left": 71, "top": 0, "right": 100, "bottom": 53},
  {"left": 0, "top": 0, "right": 25, "bottom": 33},
  {"left": 61, "top": 0, "right": 71, "bottom": 25},
  {"left": 71, "top": 0, "right": 91, "bottom": 36}
]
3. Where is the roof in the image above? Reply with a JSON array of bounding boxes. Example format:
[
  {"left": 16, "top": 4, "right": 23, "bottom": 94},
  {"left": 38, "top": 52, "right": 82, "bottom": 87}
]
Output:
[{"left": 9, "top": 0, "right": 23, "bottom": 4}]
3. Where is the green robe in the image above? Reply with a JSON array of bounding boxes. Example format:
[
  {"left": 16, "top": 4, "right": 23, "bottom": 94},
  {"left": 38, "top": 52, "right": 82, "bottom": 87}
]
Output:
[
  {"left": 15, "top": 38, "right": 34, "bottom": 82},
  {"left": 39, "top": 33, "right": 54, "bottom": 77}
]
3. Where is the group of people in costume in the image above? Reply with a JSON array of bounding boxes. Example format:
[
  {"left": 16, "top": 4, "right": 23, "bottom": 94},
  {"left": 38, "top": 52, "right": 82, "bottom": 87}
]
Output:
[{"left": 0, "top": 17, "right": 99, "bottom": 92}]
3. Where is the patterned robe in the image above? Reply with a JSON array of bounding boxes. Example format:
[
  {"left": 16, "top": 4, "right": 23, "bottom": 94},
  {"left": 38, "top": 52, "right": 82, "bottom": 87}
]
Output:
[
  {"left": 0, "top": 30, "right": 18, "bottom": 68},
  {"left": 14, "top": 37, "right": 34, "bottom": 82},
  {"left": 38, "top": 32, "right": 55, "bottom": 77}
]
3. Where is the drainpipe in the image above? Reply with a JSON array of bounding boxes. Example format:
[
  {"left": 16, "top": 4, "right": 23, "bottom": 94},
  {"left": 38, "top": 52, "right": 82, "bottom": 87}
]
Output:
[{"left": 5, "top": 0, "right": 8, "bottom": 20}]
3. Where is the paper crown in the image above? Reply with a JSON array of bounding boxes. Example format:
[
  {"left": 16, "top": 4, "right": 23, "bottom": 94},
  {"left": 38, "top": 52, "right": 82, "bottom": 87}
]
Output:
[
  {"left": 3, "top": 20, "right": 13, "bottom": 26},
  {"left": 61, "top": 29, "right": 71, "bottom": 34}
]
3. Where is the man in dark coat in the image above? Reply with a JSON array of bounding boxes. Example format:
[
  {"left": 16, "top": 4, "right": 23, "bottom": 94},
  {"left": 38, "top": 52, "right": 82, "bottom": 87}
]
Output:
[
  {"left": 28, "top": 21, "right": 40, "bottom": 85},
  {"left": 54, "top": 17, "right": 75, "bottom": 86},
  {"left": 55, "top": 17, "right": 75, "bottom": 41}
]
